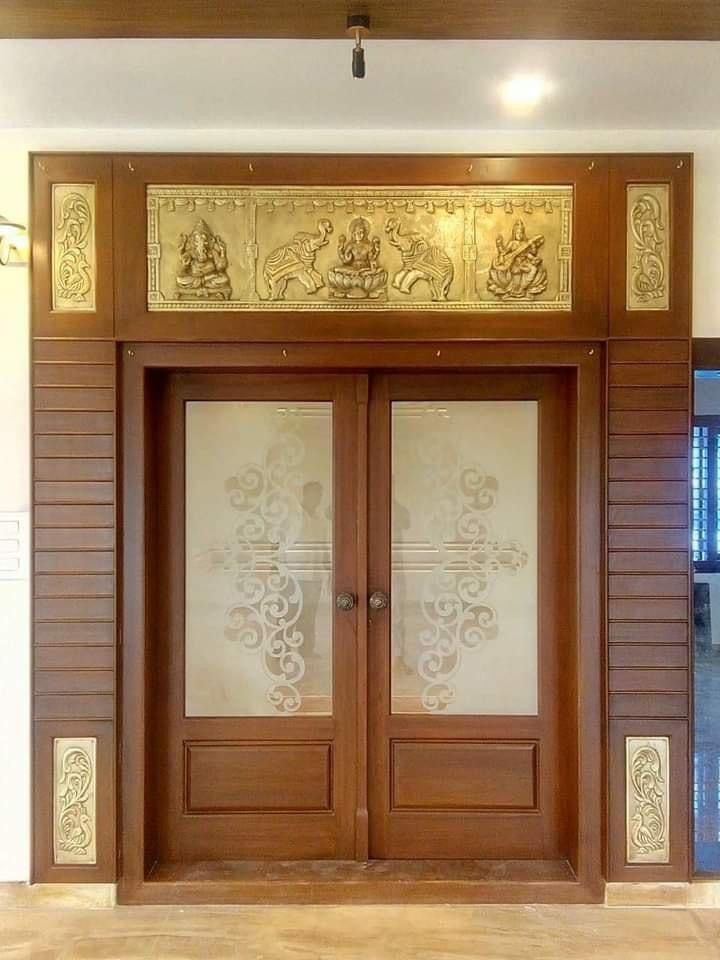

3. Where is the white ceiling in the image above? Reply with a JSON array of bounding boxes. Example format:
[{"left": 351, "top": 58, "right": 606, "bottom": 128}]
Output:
[{"left": 1, "top": 39, "right": 719, "bottom": 131}]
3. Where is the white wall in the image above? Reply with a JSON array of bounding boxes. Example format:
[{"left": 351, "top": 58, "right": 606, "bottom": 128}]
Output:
[{"left": 2, "top": 126, "right": 719, "bottom": 881}]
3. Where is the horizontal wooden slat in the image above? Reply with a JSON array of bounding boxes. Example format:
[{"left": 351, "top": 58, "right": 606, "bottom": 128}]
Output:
[
  {"left": 35, "top": 528, "right": 115, "bottom": 550},
  {"left": 35, "top": 551, "right": 114, "bottom": 574},
  {"left": 608, "top": 668, "right": 688, "bottom": 693},
  {"left": 609, "top": 341, "right": 689, "bottom": 364},
  {"left": 34, "top": 693, "right": 114, "bottom": 720},
  {"left": 35, "top": 411, "right": 115, "bottom": 434},
  {"left": 34, "top": 621, "right": 115, "bottom": 646},
  {"left": 33, "top": 363, "right": 115, "bottom": 387},
  {"left": 608, "top": 504, "right": 688, "bottom": 528},
  {"left": 35, "top": 597, "right": 114, "bottom": 621},
  {"left": 609, "top": 411, "right": 687, "bottom": 435},
  {"left": 609, "top": 645, "right": 688, "bottom": 669},
  {"left": 35, "top": 504, "right": 114, "bottom": 528},
  {"left": 608, "top": 574, "right": 688, "bottom": 597},
  {"left": 34, "top": 574, "right": 114, "bottom": 598},
  {"left": 35, "top": 459, "right": 114, "bottom": 482},
  {"left": 609, "top": 693, "right": 688, "bottom": 718},
  {"left": 608, "top": 436, "right": 689, "bottom": 458},
  {"left": 34, "top": 435, "right": 114, "bottom": 458},
  {"left": 33, "top": 340, "right": 115, "bottom": 364},
  {"left": 34, "top": 646, "right": 115, "bottom": 670},
  {"left": 608, "top": 363, "right": 689, "bottom": 387},
  {"left": 609, "top": 388, "right": 688, "bottom": 411},
  {"left": 34, "top": 387, "right": 115, "bottom": 412},
  {"left": 608, "top": 481, "right": 688, "bottom": 504},
  {"left": 609, "top": 598, "right": 688, "bottom": 621},
  {"left": 608, "top": 527, "right": 689, "bottom": 550},
  {"left": 609, "top": 621, "right": 688, "bottom": 644},
  {"left": 35, "top": 670, "right": 115, "bottom": 695},
  {"left": 608, "top": 551, "right": 688, "bottom": 573},
  {"left": 34, "top": 481, "right": 114, "bottom": 504},
  {"left": 608, "top": 458, "right": 688, "bottom": 481}
]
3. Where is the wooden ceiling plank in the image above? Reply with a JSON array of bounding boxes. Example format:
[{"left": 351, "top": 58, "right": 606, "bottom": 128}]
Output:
[{"left": 1, "top": 0, "right": 720, "bottom": 40}]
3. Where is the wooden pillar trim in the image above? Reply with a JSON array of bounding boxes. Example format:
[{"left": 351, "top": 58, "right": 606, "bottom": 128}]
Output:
[{"left": 31, "top": 154, "right": 117, "bottom": 883}]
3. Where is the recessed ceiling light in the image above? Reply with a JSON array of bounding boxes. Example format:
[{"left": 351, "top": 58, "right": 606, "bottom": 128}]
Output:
[{"left": 500, "top": 73, "right": 552, "bottom": 111}]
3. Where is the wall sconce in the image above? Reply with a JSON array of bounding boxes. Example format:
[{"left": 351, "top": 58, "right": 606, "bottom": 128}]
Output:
[{"left": 0, "top": 215, "right": 28, "bottom": 266}]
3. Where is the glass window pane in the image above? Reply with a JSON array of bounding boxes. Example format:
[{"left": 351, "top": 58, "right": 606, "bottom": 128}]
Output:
[
  {"left": 185, "top": 401, "right": 333, "bottom": 717},
  {"left": 391, "top": 400, "right": 538, "bottom": 715}
]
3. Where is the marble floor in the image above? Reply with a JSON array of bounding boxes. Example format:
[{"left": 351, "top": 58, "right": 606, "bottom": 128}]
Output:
[
  {"left": 695, "top": 647, "right": 720, "bottom": 874},
  {"left": 1, "top": 904, "right": 720, "bottom": 960}
]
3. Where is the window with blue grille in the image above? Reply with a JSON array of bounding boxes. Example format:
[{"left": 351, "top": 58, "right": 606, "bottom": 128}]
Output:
[{"left": 693, "top": 418, "right": 720, "bottom": 569}]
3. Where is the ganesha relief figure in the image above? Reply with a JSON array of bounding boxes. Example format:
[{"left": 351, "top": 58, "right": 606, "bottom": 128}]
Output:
[
  {"left": 487, "top": 219, "right": 548, "bottom": 301},
  {"left": 176, "top": 219, "right": 232, "bottom": 301},
  {"left": 263, "top": 219, "right": 333, "bottom": 300},
  {"left": 385, "top": 217, "right": 454, "bottom": 302},
  {"left": 327, "top": 216, "right": 387, "bottom": 300}
]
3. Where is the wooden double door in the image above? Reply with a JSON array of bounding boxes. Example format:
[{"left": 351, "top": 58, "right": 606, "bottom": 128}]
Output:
[{"left": 151, "top": 368, "right": 572, "bottom": 864}]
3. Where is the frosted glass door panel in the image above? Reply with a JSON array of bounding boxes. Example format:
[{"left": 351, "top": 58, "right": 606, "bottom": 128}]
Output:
[
  {"left": 391, "top": 401, "right": 538, "bottom": 715},
  {"left": 185, "top": 401, "right": 333, "bottom": 717}
]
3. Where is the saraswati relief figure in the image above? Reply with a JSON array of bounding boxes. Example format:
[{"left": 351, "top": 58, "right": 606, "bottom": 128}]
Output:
[
  {"left": 487, "top": 219, "right": 548, "bottom": 301},
  {"left": 385, "top": 217, "right": 454, "bottom": 302},
  {"left": 176, "top": 219, "right": 232, "bottom": 300},
  {"left": 327, "top": 216, "right": 387, "bottom": 300},
  {"left": 263, "top": 219, "right": 333, "bottom": 300}
]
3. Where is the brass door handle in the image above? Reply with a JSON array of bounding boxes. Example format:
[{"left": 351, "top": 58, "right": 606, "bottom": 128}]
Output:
[
  {"left": 369, "top": 590, "right": 389, "bottom": 611},
  {"left": 336, "top": 591, "right": 356, "bottom": 611}
]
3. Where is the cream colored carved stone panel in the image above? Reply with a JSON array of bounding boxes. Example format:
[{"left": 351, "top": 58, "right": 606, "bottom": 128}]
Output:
[
  {"left": 625, "top": 735, "right": 670, "bottom": 864},
  {"left": 53, "top": 737, "right": 96, "bottom": 865},
  {"left": 52, "top": 183, "right": 96, "bottom": 312},
  {"left": 626, "top": 183, "right": 670, "bottom": 311},
  {"left": 147, "top": 185, "right": 573, "bottom": 312}
]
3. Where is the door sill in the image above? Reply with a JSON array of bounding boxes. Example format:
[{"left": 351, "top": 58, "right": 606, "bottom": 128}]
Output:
[{"left": 119, "top": 859, "right": 603, "bottom": 904}]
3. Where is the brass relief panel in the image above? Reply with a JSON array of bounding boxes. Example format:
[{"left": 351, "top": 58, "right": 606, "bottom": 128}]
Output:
[
  {"left": 53, "top": 737, "right": 97, "bottom": 866},
  {"left": 625, "top": 735, "right": 670, "bottom": 865},
  {"left": 626, "top": 183, "right": 670, "bottom": 311},
  {"left": 147, "top": 185, "right": 573, "bottom": 312},
  {"left": 52, "top": 183, "right": 96, "bottom": 312}
]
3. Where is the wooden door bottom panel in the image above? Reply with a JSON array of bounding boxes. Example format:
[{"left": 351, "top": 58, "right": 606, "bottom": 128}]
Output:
[
  {"left": 376, "top": 814, "right": 547, "bottom": 860},
  {"left": 158, "top": 814, "right": 339, "bottom": 862},
  {"left": 120, "top": 858, "right": 601, "bottom": 905}
]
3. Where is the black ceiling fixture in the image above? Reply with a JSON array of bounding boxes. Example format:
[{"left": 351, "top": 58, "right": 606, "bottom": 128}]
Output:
[{"left": 347, "top": 13, "right": 370, "bottom": 78}]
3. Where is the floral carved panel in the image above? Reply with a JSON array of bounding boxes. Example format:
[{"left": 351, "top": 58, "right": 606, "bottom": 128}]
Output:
[
  {"left": 53, "top": 737, "right": 97, "bottom": 866},
  {"left": 626, "top": 183, "right": 670, "bottom": 311},
  {"left": 52, "top": 183, "right": 96, "bottom": 312},
  {"left": 147, "top": 185, "right": 573, "bottom": 312},
  {"left": 625, "top": 735, "right": 670, "bottom": 864}
]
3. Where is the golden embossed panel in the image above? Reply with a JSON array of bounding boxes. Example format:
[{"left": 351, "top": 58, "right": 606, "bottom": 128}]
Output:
[
  {"left": 626, "top": 184, "right": 670, "bottom": 311},
  {"left": 147, "top": 185, "right": 573, "bottom": 312},
  {"left": 625, "top": 735, "right": 670, "bottom": 864},
  {"left": 53, "top": 737, "right": 97, "bottom": 866},
  {"left": 52, "top": 183, "right": 96, "bottom": 312}
]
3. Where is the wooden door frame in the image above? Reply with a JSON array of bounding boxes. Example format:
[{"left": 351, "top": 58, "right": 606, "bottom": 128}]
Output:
[{"left": 120, "top": 339, "right": 603, "bottom": 904}]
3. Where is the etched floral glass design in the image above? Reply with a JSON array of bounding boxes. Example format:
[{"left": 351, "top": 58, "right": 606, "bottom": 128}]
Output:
[
  {"left": 185, "top": 401, "right": 333, "bottom": 716},
  {"left": 391, "top": 401, "right": 538, "bottom": 715}
]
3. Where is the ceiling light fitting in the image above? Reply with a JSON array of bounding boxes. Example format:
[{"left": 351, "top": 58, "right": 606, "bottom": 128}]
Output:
[{"left": 347, "top": 14, "right": 370, "bottom": 79}]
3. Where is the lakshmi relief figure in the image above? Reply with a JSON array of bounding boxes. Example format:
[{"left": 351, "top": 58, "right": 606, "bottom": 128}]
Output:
[
  {"left": 328, "top": 216, "right": 387, "bottom": 299},
  {"left": 487, "top": 219, "right": 548, "bottom": 301},
  {"left": 176, "top": 219, "right": 232, "bottom": 301},
  {"left": 385, "top": 217, "right": 454, "bottom": 301}
]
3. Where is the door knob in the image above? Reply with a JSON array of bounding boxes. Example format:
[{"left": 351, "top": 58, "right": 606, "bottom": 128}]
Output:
[
  {"left": 369, "top": 590, "right": 389, "bottom": 611},
  {"left": 336, "top": 591, "right": 356, "bottom": 611}
]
